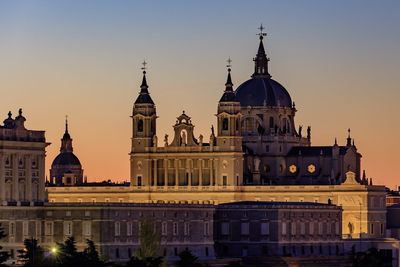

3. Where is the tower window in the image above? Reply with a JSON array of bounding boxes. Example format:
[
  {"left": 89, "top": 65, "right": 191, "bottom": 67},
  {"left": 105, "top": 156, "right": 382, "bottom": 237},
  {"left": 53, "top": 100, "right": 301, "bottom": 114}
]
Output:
[
  {"left": 137, "top": 119, "right": 144, "bottom": 132},
  {"left": 222, "top": 118, "right": 229, "bottom": 131},
  {"left": 223, "top": 175, "right": 227, "bottom": 186},
  {"left": 269, "top": 117, "right": 274, "bottom": 128},
  {"left": 137, "top": 176, "right": 142, "bottom": 186}
]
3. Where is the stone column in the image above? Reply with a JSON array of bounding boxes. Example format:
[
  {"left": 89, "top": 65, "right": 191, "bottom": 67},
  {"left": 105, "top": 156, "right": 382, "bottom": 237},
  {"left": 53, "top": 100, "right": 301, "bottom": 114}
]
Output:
[
  {"left": 175, "top": 159, "right": 179, "bottom": 186},
  {"left": 199, "top": 159, "right": 203, "bottom": 187},
  {"left": 187, "top": 159, "right": 191, "bottom": 186},
  {"left": 26, "top": 155, "right": 32, "bottom": 204},
  {"left": 164, "top": 159, "right": 168, "bottom": 186},
  {"left": 210, "top": 159, "right": 214, "bottom": 186},
  {"left": 0, "top": 154, "right": 5, "bottom": 205},
  {"left": 214, "top": 158, "right": 219, "bottom": 186},
  {"left": 38, "top": 155, "right": 45, "bottom": 202},
  {"left": 153, "top": 159, "right": 157, "bottom": 187},
  {"left": 12, "top": 154, "right": 19, "bottom": 203}
]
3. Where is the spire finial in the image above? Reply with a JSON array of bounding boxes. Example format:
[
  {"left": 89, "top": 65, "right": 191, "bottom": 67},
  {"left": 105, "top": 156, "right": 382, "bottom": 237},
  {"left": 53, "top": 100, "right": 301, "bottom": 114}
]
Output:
[
  {"left": 334, "top": 137, "right": 337, "bottom": 146},
  {"left": 346, "top": 128, "right": 352, "bottom": 146},
  {"left": 141, "top": 59, "right": 147, "bottom": 72},
  {"left": 252, "top": 24, "right": 270, "bottom": 78},
  {"left": 140, "top": 60, "right": 148, "bottom": 89},
  {"left": 226, "top": 57, "right": 232, "bottom": 71},
  {"left": 225, "top": 57, "right": 233, "bottom": 90},
  {"left": 65, "top": 115, "right": 69, "bottom": 133},
  {"left": 7, "top": 111, "right": 12, "bottom": 118},
  {"left": 257, "top": 24, "right": 267, "bottom": 40}
]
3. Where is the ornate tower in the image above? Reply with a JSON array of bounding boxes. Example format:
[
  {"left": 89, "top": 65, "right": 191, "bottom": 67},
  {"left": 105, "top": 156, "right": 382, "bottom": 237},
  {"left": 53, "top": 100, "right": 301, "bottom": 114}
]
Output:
[
  {"left": 216, "top": 61, "right": 242, "bottom": 148},
  {"left": 50, "top": 118, "right": 83, "bottom": 186},
  {"left": 216, "top": 62, "right": 243, "bottom": 186},
  {"left": 130, "top": 64, "right": 157, "bottom": 187}
]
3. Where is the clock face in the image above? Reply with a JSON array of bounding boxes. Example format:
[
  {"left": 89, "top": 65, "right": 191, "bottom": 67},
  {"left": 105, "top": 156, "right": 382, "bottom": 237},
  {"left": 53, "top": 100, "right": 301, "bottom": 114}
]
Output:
[
  {"left": 289, "top": 164, "right": 297, "bottom": 173},
  {"left": 307, "top": 164, "right": 316, "bottom": 173}
]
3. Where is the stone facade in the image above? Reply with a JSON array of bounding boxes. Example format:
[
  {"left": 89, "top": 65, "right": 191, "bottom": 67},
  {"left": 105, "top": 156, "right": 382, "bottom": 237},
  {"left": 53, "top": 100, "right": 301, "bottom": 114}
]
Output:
[
  {"left": 0, "top": 203, "right": 215, "bottom": 264},
  {"left": 0, "top": 109, "right": 48, "bottom": 205},
  {"left": 214, "top": 202, "right": 343, "bottom": 258}
]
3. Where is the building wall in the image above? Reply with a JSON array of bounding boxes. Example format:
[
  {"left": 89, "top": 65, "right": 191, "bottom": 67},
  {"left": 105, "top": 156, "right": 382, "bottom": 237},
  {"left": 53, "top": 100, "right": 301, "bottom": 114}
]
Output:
[
  {"left": 47, "top": 172, "right": 386, "bottom": 240},
  {"left": 214, "top": 202, "right": 343, "bottom": 257},
  {"left": 0, "top": 203, "right": 215, "bottom": 263}
]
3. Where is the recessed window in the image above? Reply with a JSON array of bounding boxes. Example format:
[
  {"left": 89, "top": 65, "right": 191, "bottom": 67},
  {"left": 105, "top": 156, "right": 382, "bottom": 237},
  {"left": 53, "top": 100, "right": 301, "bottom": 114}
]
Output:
[
  {"left": 222, "top": 118, "right": 229, "bottom": 131},
  {"left": 137, "top": 119, "right": 143, "bottom": 132}
]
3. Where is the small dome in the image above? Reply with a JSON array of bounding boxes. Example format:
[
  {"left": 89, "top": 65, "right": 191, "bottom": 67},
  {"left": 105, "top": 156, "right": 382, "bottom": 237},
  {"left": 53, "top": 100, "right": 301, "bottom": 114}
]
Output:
[
  {"left": 52, "top": 152, "right": 81, "bottom": 166},
  {"left": 235, "top": 77, "right": 292, "bottom": 107}
]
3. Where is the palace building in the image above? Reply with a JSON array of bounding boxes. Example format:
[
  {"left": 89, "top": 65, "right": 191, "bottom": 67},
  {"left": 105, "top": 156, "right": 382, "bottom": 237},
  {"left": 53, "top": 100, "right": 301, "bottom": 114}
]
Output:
[
  {"left": 46, "top": 30, "right": 386, "bottom": 241},
  {"left": 1, "top": 28, "right": 399, "bottom": 266}
]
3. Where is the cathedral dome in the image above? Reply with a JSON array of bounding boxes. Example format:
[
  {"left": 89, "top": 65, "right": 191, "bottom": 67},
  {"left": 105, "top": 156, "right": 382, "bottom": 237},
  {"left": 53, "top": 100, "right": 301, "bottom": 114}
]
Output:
[
  {"left": 235, "top": 30, "right": 293, "bottom": 108},
  {"left": 235, "top": 77, "right": 292, "bottom": 107},
  {"left": 52, "top": 152, "right": 81, "bottom": 166}
]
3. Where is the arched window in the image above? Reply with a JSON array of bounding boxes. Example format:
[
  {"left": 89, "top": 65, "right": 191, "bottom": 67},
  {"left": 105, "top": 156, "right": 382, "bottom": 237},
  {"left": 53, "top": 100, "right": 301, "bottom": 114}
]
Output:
[
  {"left": 222, "top": 118, "right": 229, "bottom": 131},
  {"left": 137, "top": 119, "right": 143, "bottom": 132},
  {"left": 269, "top": 117, "right": 274, "bottom": 128}
]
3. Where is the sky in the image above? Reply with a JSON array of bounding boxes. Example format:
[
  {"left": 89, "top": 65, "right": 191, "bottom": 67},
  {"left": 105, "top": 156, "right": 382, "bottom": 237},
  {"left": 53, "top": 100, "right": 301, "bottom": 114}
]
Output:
[{"left": 0, "top": 1, "right": 399, "bottom": 188}]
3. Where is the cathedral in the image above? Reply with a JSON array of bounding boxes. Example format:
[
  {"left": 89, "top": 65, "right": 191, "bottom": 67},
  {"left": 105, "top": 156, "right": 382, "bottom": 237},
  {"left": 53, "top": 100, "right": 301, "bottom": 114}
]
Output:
[
  {"left": 129, "top": 30, "right": 361, "bottom": 188},
  {"left": 0, "top": 28, "right": 396, "bottom": 265},
  {"left": 45, "top": 30, "right": 386, "bottom": 240}
]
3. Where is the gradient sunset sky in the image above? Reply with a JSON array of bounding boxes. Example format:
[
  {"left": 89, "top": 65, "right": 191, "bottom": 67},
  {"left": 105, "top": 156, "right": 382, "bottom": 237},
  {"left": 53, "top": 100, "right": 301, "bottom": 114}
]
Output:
[{"left": 1, "top": 1, "right": 399, "bottom": 188}]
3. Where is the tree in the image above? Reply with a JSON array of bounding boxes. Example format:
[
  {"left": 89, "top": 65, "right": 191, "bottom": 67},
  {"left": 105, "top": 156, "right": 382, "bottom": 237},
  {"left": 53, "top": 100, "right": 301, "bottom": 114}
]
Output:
[
  {"left": 126, "top": 219, "right": 163, "bottom": 267},
  {"left": 225, "top": 262, "right": 243, "bottom": 267},
  {"left": 82, "top": 239, "right": 107, "bottom": 267},
  {"left": 136, "top": 219, "right": 161, "bottom": 259},
  {"left": 17, "top": 238, "right": 44, "bottom": 267},
  {"left": 56, "top": 236, "right": 83, "bottom": 267},
  {"left": 352, "top": 247, "right": 392, "bottom": 267},
  {"left": 126, "top": 256, "right": 163, "bottom": 267},
  {"left": 0, "top": 224, "right": 9, "bottom": 266},
  {"left": 177, "top": 248, "right": 199, "bottom": 267}
]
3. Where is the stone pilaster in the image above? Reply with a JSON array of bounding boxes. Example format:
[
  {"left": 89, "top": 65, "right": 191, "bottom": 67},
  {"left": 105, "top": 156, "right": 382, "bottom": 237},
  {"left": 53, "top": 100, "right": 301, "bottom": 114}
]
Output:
[
  {"left": 199, "top": 159, "right": 203, "bottom": 186},
  {"left": 12, "top": 154, "right": 19, "bottom": 203},
  {"left": 26, "top": 155, "right": 32, "bottom": 204},
  {"left": 38, "top": 155, "right": 45, "bottom": 202},
  {"left": 174, "top": 159, "right": 179, "bottom": 186},
  {"left": 0, "top": 154, "right": 5, "bottom": 205}
]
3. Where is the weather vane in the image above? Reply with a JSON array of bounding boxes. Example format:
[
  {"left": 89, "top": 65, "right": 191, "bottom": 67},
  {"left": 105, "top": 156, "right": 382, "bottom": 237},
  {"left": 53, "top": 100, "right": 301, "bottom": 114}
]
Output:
[
  {"left": 226, "top": 57, "right": 232, "bottom": 69},
  {"left": 141, "top": 60, "right": 147, "bottom": 71},
  {"left": 257, "top": 24, "right": 267, "bottom": 37}
]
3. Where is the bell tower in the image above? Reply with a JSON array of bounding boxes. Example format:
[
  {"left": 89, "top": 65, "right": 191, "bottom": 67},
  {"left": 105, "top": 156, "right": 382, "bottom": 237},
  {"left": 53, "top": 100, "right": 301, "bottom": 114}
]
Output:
[
  {"left": 216, "top": 61, "right": 243, "bottom": 187},
  {"left": 130, "top": 61, "right": 157, "bottom": 187},
  {"left": 216, "top": 60, "right": 242, "bottom": 148}
]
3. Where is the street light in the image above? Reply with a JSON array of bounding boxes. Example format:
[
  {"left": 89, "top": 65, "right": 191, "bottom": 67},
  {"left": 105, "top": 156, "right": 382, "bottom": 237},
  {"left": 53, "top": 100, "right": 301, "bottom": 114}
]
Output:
[{"left": 50, "top": 247, "right": 57, "bottom": 255}]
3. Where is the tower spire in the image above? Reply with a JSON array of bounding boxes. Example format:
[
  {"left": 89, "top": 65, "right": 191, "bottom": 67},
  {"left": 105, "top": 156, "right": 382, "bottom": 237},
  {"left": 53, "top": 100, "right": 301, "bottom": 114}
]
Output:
[
  {"left": 219, "top": 58, "right": 237, "bottom": 102},
  {"left": 346, "top": 128, "right": 352, "bottom": 146},
  {"left": 135, "top": 60, "right": 154, "bottom": 105},
  {"left": 61, "top": 117, "right": 73, "bottom": 152},
  {"left": 65, "top": 115, "right": 69, "bottom": 134},
  {"left": 252, "top": 24, "right": 271, "bottom": 78},
  {"left": 225, "top": 57, "right": 233, "bottom": 90}
]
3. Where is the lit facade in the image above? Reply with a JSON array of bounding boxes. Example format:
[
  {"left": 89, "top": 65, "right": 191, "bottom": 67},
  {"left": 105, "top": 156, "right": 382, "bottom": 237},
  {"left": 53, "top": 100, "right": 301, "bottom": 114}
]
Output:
[{"left": 47, "top": 32, "right": 386, "bottom": 240}]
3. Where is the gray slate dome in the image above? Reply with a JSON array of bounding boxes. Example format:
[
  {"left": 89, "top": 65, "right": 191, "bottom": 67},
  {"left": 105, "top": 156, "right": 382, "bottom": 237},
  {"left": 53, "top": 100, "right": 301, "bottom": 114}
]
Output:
[
  {"left": 52, "top": 152, "right": 81, "bottom": 166},
  {"left": 235, "top": 77, "right": 292, "bottom": 107}
]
